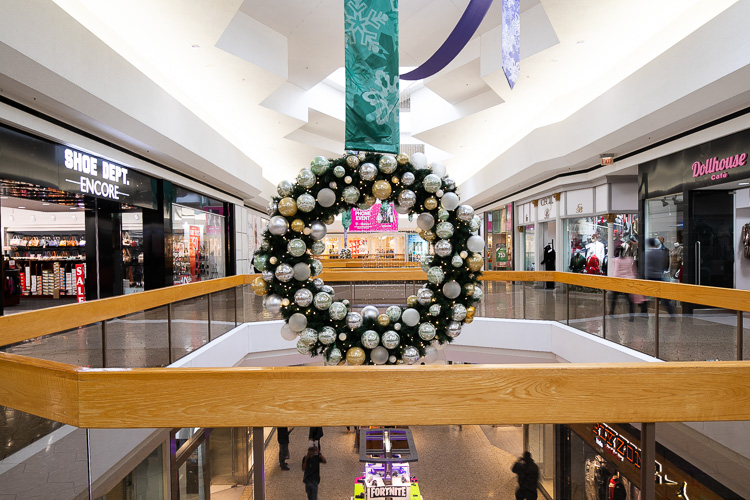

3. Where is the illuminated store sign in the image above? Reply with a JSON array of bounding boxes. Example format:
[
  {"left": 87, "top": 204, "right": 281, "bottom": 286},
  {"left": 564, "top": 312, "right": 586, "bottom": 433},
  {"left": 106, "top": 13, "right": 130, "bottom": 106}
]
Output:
[
  {"left": 367, "top": 485, "right": 408, "bottom": 499},
  {"left": 691, "top": 152, "right": 747, "bottom": 181},
  {"left": 62, "top": 148, "right": 130, "bottom": 201}
]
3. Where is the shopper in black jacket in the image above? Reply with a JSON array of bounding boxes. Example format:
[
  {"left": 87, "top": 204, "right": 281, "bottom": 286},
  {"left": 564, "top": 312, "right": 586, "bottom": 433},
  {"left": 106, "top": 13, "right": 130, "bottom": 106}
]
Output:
[
  {"left": 277, "top": 427, "right": 290, "bottom": 470},
  {"left": 512, "top": 451, "right": 539, "bottom": 500}
]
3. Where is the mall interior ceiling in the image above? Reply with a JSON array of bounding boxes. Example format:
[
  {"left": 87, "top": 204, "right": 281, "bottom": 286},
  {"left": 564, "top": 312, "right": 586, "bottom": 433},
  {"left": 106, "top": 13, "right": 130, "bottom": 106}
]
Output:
[{"left": 1, "top": 1, "right": 749, "bottom": 210}]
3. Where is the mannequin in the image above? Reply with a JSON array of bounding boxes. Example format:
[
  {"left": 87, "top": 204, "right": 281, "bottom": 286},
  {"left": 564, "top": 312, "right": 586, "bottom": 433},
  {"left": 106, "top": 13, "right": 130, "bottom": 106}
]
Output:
[
  {"left": 670, "top": 242, "right": 683, "bottom": 281},
  {"left": 542, "top": 242, "right": 556, "bottom": 289}
]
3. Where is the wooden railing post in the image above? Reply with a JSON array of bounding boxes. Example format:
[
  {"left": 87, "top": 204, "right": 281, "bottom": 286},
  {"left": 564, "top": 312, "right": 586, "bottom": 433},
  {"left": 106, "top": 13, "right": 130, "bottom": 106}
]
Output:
[
  {"left": 253, "top": 427, "right": 266, "bottom": 500},
  {"left": 738, "top": 310, "right": 743, "bottom": 361},
  {"left": 641, "top": 423, "right": 656, "bottom": 500}
]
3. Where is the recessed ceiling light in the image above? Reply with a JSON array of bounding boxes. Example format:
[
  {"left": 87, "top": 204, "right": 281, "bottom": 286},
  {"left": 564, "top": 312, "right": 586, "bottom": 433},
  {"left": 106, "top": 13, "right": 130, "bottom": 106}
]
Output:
[
  {"left": 17, "top": 206, "right": 25, "bottom": 209},
  {"left": 739, "top": 182, "right": 749, "bottom": 186},
  {"left": 42, "top": 203, "right": 50, "bottom": 205},
  {"left": 191, "top": 44, "right": 200, "bottom": 48},
  {"left": 576, "top": 40, "right": 585, "bottom": 44}
]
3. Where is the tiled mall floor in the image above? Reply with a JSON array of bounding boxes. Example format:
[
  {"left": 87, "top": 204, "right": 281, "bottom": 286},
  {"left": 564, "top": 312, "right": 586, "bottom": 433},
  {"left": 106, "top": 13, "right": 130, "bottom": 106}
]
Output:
[{"left": 240, "top": 425, "right": 522, "bottom": 499}]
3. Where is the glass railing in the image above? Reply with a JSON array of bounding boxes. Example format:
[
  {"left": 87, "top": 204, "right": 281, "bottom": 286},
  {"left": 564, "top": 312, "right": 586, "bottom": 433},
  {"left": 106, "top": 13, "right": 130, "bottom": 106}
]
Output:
[{"left": 1, "top": 271, "right": 750, "bottom": 499}]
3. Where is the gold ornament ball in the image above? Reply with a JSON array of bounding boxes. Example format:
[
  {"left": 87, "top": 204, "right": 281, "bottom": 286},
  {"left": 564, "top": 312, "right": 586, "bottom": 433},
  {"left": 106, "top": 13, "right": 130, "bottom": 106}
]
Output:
[
  {"left": 376, "top": 314, "right": 390, "bottom": 327},
  {"left": 422, "top": 230, "right": 436, "bottom": 242},
  {"left": 323, "top": 214, "right": 335, "bottom": 225},
  {"left": 251, "top": 276, "right": 268, "bottom": 296},
  {"left": 391, "top": 176, "right": 400, "bottom": 184},
  {"left": 346, "top": 155, "right": 360, "bottom": 168},
  {"left": 372, "top": 180, "right": 392, "bottom": 200},
  {"left": 464, "top": 315, "right": 474, "bottom": 324},
  {"left": 291, "top": 219, "right": 305, "bottom": 232},
  {"left": 467, "top": 253, "right": 484, "bottom": 272},
  {"left": 278, "top": 197, "right": 298, "bottom": 216},
  {"left": 269, "top": 257, "right": 278, "bottom": 264},
  {"left": 464, "top": 283, "right": 474, "bottom": 296},
  {"left": 424, "top": 196, "right": 438, "bottom": 210},
  {"left": 281, "top": 298, "right": 290, "bottom": 307},
  {"left": 467, "top": 306, "right": 476, "bottom": 316},
  {"left": 364, "top": 194, "right": 377, "bottom": 207},
  {"left": 346, "top": 347, "right": 366, "bottom": 366},
  {"left": 407, "top": 295, "right": 418, "bottom": 307},
  {"left": 397, "top": 153, "right": 409, "bottom": 165}
]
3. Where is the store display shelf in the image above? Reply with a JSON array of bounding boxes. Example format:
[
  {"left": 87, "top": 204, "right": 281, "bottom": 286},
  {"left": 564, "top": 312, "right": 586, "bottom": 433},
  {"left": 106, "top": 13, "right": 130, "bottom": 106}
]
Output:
[
  {"left": 11, "top": 257, "right": 85, "bottom": 262},
  {"left": 9, "top": 246, "right": 85, "bottom": 250}
]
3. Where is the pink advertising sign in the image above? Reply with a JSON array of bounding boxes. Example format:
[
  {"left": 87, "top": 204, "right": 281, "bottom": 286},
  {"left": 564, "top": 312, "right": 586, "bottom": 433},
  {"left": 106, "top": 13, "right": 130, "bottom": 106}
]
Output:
[{"left": 349, "top": 203, "right": 398, "bottom": 232}]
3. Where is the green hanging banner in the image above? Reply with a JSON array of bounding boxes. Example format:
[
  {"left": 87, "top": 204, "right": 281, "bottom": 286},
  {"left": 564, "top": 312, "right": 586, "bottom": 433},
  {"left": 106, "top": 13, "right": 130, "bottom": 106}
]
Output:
[{"left": 344, "top": 0, "right": 400, "bottom": 154}]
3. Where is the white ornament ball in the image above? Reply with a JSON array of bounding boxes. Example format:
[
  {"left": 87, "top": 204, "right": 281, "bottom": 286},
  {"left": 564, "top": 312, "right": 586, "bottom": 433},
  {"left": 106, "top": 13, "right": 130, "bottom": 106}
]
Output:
[
  {"left": 424, "top": 345, "right": 439, "bottom": 363},
  {"left": 429, "top": 162, "right": 446, "bottom": 177},
  {"left": 410, "top": 152, "right": 428, "bottom": 169},
  {"left": 417, "top": 287, "right": 434, "bottom": 305},
  {"left": 418, "top": 322, "right": 437, "bottom": 341},
  {"left": 268, "top": 216, "right": 289, "bottom": 235},
  {"left": 281, "top": 323, "right": 297, "bottom": 341},
  {"left": 443, "top": 280, "right": 461, "bottom": 299},
  {"left": 289, "top": 312, "right": 307, "bottom": 332},
  {"left": 382, "top": 330, "right": 400, "bottom": 349},
  {"left": 294, "top": 288, "right": 313, "bottom": 307},
  {"left": 361, "top": 330, "right": 380, "bottom": 349},
  {"left": 319, "top": 327, "right": 336, "bottom": 345},
  {"left": 317, "top": 188, "right": 336, "bottom": 208},
  {"left": 417, "top": 213, "right": 435, "bottom": 231},
  {"left": 467, "top": 235, "right": 485, "bottom": 253},
  {"left": 293, "top": 262, "right": 311, "bottom": 281},
  {"left": 402, "top": 308, "right": 420, "bottom": 327},
  {"left": 300, "top": 328, "right": 318, "bottom": 346},
  {"left": 441, "top": 192, "right": 460, "bottom": 210},
  {"left": 371, "top": 346, "right": 389, "bottom": 365},
  {"left": 339, "top": 332, "right": 347, "bottom": 341},
  {"left": 389, "top": 355, "right": 397, "bottom": 363}
]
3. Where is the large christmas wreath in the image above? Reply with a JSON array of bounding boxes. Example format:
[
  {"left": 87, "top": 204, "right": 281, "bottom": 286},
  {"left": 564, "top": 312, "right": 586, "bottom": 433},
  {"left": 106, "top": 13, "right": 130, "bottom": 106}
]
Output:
[{"left": 251, "top": 152, "right": 484, "bottom": 365}]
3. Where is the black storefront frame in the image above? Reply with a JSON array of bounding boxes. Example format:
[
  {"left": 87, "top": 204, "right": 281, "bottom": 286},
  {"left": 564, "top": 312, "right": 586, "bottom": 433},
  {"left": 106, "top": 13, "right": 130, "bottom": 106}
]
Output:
[
  {"left": 638, "top": 128, "right": 750, "bottom": 288},
  {"left": 0, "top": 123, "right": 237, "bottom": 314}
]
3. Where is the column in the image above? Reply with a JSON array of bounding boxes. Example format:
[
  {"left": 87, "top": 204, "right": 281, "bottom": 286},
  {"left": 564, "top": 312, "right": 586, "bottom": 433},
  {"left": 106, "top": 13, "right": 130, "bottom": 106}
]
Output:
[{"left": 605, "top": 213, "right": 617, "bottom": 276}]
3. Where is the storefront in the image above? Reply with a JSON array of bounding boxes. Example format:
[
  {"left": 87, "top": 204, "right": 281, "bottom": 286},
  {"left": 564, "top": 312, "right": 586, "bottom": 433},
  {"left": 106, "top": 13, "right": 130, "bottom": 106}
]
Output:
[
  {"left": 484, "top": 204, "right": 514, "bottom": 270},
  {"left": 515, "top": 202, "right": 537, "bottom": 271},
  {"left": 561, "top": 182, "right": 638, "bottom": 276},
  {"left": 0, "top": 122, "right": 236, "bottom": 315},
  {"left": 639, "top": 128, "right": 750, "bottom": 289},
  {"left": 557, "top": 423, "right": 740, "bottom": 499}
]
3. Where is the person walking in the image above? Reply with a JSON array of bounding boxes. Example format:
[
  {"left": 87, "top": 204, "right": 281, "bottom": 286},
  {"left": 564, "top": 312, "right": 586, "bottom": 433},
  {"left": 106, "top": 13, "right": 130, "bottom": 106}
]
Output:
[
  {"left": 512, "top": 451, "right": 539, "bottom": 500},
  {"left": 277, "top": 427, "right": 290, "bottom": 470},
  {"left": 609, "top": 246, "right": 642, "bottom": 321},
  {"left": 301, "top": 445, "right": 326, "bottom": 500},
  {"left": 645, "top": 237, "right": 676, "bottom": 316},
  {"left": 308, "top": 426, "right": 324, "bottom": 452}
]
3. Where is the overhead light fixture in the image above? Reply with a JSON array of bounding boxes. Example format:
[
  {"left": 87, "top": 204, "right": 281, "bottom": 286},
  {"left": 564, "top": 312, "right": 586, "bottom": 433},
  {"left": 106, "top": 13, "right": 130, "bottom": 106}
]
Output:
[
  {"left": 18, "top": 206, "right": 25, "bottom": 209},
  {"left": 51, "top": 215, "right": 56, "bottom": 221},
  {"left": 661, "top": 199, "right": 669, "bottom": 207},
  {"left": 30, "top": 215, "right": 36, "bottom": 221},
  {"left": 9, "top": 215, "right": 14, "bottom": 222},
  {"left": 72, "top": 215, "right": 77, "bottom": 221},
  {"left": 42, "top": 202, "right": 50, "bottom": 206},
  {"left": 740, "top": 182, "right": 749, "bottom": 186}
]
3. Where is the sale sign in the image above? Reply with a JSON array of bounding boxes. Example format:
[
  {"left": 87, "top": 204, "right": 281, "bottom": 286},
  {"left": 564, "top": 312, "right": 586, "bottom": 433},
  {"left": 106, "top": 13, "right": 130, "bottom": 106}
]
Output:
[
  {"left": 349, "top": 203, "right": 398, "bottom": 232},
  {"left": 75, "top": 264, "right": 85, "bottom": 303}
]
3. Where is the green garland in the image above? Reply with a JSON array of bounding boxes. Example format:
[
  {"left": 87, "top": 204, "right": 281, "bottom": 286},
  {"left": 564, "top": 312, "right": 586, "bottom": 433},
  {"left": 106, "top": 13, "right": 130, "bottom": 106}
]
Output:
[{"left": 251, "top": 152, "right": 484, "bottom": 365}]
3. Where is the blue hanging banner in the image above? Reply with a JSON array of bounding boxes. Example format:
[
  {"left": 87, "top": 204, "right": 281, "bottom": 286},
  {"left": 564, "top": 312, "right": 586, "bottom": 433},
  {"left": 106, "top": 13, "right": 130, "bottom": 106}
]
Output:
[
  {"left": 345, "top": 0, "right": 399, "bottom": 154},
  {"left": 502, "top": 0, "right": 520, "bottom": 89}
]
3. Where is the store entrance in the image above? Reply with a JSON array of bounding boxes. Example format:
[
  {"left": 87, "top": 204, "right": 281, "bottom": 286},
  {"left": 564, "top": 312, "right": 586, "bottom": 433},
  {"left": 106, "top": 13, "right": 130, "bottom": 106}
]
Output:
[
  {"left": 1, "top": 188, "right": 87, "bottom": 314},
  {"left": 689, "top": 190, "right": 734, "bottom": 288}
]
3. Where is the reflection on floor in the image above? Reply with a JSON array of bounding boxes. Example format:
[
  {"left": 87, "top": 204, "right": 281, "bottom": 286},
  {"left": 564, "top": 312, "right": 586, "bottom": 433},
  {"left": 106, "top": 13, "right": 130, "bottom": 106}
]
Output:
[
  {"left": 2, "top": 297, "right": 78, "bottom": 315},
  {"left": 0, "top": 406, "right": 64, "bottom": 461},
  {"left": 237, "top": 425, "right": 522, "bottom": 499}
]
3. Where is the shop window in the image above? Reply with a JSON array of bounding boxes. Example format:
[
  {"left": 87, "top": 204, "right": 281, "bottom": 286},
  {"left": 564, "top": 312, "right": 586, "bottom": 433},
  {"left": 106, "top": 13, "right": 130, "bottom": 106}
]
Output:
[
  {"left": 172, "top": 205, "right": 226, "bottom": 285},
  {"left": 564, "top": 215, "right": 638, "bottom": 275},
  {"left": 645, "top": 196, "right": 684, "bottom": 283}
]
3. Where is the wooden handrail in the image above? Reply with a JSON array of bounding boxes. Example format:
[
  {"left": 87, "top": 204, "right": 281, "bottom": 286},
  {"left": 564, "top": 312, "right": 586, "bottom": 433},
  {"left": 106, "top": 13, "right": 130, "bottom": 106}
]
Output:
[
  {"left": 0, "top": 357, "right": 748, "bottom": 428},
  {"left": 0, "top": 275, "right": 246, "bottom": 347},
  {"left": 3, "top": 270, "right": 750, "bottom": 348}
]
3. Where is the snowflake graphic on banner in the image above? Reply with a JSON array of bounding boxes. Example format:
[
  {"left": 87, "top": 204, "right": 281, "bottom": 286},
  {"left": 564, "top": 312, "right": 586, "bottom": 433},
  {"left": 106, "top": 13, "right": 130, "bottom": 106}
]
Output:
[
  {"left": 363, "top": 70, "right": 398, "bottom": 125},
  {"left": 502, "top": 0, "right": 521, "bottom": 89},
  {"left": 345, "top": 0, "right": 389, "bottom": 54}
]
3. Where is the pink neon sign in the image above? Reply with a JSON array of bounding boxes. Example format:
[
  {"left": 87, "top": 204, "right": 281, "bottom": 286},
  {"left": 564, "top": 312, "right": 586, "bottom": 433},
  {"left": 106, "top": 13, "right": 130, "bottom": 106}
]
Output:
[
  {"left": 692, "top": 153, "right": 747, "bottom": 180},
  {"left": 349, "top": 203, "right": 398, "bottom": 232}
]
